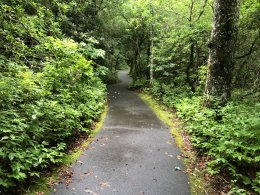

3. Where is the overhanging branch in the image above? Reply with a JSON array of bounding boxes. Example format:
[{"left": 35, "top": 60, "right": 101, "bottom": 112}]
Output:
[{"left": 235, "top": 35, "right": 260, "bottom": 59}]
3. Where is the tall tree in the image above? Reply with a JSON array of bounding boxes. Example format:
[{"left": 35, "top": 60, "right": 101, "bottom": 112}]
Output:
[
  {"left": 204, "top": 0, "right": 240, "bottom": 106},
  {"left": 149, "top": 0, "right": 154, "bottom": 85}
]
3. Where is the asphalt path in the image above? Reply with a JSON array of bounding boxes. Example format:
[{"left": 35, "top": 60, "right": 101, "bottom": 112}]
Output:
[{"left": 53, "top": 71, "right": 190, "bottom": 195}]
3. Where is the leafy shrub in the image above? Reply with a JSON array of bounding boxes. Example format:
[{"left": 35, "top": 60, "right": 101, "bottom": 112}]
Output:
[
  {"left": 95, "top": 66, "right": 118, "bottom": 84},
  {"left": 148, "top": 82, "right": 260, "bottom": 193},
  {"left": 177, "top": 98, "right": 259, "bottom": 192},
  {"left": 129, "top": 77, "right": 148, "bottom": 90},
  {"left": 0, "top": 37, "right": 106, "bottom": 192},
  {"left": 0, "top": 2, "right": 107, "bottom": 191}
]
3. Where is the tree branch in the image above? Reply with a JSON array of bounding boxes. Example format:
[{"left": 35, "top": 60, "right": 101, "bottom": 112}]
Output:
[
  {"left": 121, "top": 14, "right": 130, "bottom": 24},
  {"left": 235, "top": 35, "right": 260, "bottom": 59},
  {"left": 195, "top": 0, "right": 208, "bottom": 22}
]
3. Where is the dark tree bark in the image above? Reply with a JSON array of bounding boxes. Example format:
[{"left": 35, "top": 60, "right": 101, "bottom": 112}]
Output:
[
  {"left": 149, "top": 0, "right": 154, "bottom": 86},
  {"left": 186, "top": 43, "right": 196, "bottom": 93},
  {"left": 204, "top": 0, "right": 240, "bottom": 106},
  {"left": 186, "top": 0, "right": 195, "bottom": 93}
]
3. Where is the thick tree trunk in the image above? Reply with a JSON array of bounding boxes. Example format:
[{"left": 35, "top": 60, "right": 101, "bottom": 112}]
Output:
[{"left": 204, "top": 0, "right": 240, "bottom": 106}]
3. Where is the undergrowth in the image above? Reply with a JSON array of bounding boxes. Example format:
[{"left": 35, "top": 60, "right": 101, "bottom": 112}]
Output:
[
  {"left": 0, "top": 2, "right": 108, "bottom": 193},
  {"left": 146, "top": 80, "right": 260, "bottom": 194},
  {"left": 0, "top": 39, "right": 107, "bottom": 193},
  {"left": 25, "top": 105, "right": 108, "bottom": 195}
]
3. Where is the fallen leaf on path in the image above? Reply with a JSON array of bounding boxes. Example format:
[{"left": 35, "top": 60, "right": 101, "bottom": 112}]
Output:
[
  {"left": 77, "top": 160, "right": 83, "bottom": 165},
  {"left": 185, "top": 168, "right": 192, "bottom": 173},
  {"left": 58, "top": 168, "right": 73, "bottom": 186},
  {"left": 100, "top": 182, "right": 110, "bottom": 188},
  {"left": 85, "top": 189, "right": 100, "bottom": 195},
  {"left": 112, "top": 188, "right": 118, "bottom": 192},
  {"left": 84, "top": 170, "right": 93, "bottom": 176},
  {"left": 100, "top": 137, "right": 109, "bottom": 141},
  {"left": 174, "top": 167, "right": 181, "bottom": 171},
  {"left": 47, "top": 177, "right": 56, "bottom": 186}
]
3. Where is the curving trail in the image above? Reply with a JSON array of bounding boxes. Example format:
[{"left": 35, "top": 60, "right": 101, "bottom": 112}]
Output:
[{"left": 53, "top": 71, "right": 190, "bottom": 195}]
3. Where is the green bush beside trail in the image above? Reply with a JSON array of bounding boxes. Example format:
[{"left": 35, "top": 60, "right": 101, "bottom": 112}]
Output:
[
  {"left": 147, "top": 82, "right": 260, "bottom": 193},
  {"left": 0, "top": 2, "right": 106, "bottom": 192}
]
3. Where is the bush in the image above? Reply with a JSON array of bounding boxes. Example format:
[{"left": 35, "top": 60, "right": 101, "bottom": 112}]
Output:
[
  {"left": 148, "top": 83, "right": 260, "bottom": 193},
  {"left": 95, "top": 66, "right": 118, "bottom": 84},
  {"left": 0, "top": 38, "right": 106, "bottom": 192},
  {"left": 178, "top": 99, "right": 260, "bottom": 192}
]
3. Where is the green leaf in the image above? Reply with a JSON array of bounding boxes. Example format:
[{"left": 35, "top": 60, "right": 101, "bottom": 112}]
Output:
[
  {"left": 8, "top": 153, "right": 15, "bottom": 160},
  {"left": 242, "top": 176, "right": 252, "bottom": 185},
  {"left": 1, "top": 136, "right": 9, "bottom": 141}
]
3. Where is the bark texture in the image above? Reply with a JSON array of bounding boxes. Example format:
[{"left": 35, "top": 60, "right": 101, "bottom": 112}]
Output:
[
  {"left": 204, "top": 0, "right": 240, "bottom": 106},
  {"left": 149, "top": 0, "right": 154, "bottom": 86}
]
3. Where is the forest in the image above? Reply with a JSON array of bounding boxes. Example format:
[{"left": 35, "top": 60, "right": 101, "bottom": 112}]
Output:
[{"left": 0, "top": 0, "right": 259, "bottom": 194}]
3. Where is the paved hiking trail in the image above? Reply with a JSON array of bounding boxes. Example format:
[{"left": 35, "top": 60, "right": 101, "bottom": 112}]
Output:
[{"left": 53, "top": 71, "right": 190, "bottom": 195}]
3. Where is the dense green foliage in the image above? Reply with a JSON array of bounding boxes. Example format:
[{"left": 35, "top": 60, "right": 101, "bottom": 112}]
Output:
[
  {"left": 110, "top": 0, "right": 259, "bottom": 193},
  {"left": 0, "top": 1, "right": 107, "bottom": 192},
  {"left": 0, "top": 0, "right": 259, "bottom": 193},
  {"left": 148, "top": 83, "right": 260, "bottom": 193}
]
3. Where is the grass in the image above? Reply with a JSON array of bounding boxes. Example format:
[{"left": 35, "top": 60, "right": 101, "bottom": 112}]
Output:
[
  {"left": 62, "top": 104, "right": 108, "bottom": 166},
  {"left": 25, "top": 105, "right": 108, "bottom": 195},
  {"left": 138, "top": 93, "right": 184, "bottom": 149},
  {"left": 138, "top": 92, "right": 210, "bottom": 195}
]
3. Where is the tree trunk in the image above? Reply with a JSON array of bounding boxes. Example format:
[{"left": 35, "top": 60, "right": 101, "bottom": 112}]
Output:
[
  {"left": 186, "top": 42, "right": 195, "bottom": 92},
  {"left": 149, "top": 0, "right": 154, "bottom": 86},
  {"left": 204, "top": 0, "right": 240, "bottom": 106},
  {"left": 149, "top": 26, "right": 154, "bottom": 85}
]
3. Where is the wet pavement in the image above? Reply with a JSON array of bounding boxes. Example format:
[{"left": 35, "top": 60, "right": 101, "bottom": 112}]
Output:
[{"left": 53, "top": 71, "right": 190, "bottom": 195}]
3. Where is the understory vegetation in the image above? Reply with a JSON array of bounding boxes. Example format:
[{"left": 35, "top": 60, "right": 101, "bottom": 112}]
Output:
[
  {"left": 0, "top": 1, "right": 108, "bottom": 193},
  {"left": 0, "top": 0, "right": 259, "bottom": 194},
  {"left": 147, "top": 84, "right": 260, "bottom": 193}
]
